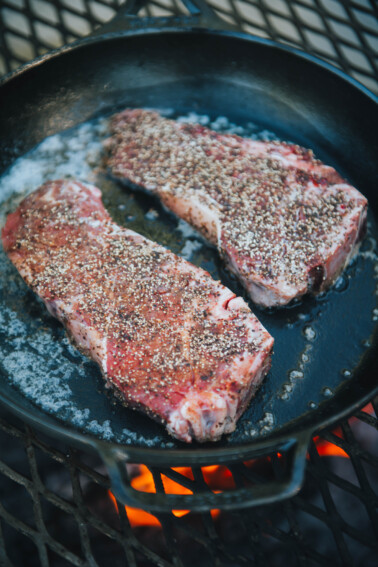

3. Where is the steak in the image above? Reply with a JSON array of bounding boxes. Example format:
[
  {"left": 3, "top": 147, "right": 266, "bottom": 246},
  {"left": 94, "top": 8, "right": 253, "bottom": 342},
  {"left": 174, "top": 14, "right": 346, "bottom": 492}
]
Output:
[
  {"left": 106, "top": 109, "right": 368, "bottom": 307},
  {"left": 2, "top": 180, "right": 274, "bottom": 443}
]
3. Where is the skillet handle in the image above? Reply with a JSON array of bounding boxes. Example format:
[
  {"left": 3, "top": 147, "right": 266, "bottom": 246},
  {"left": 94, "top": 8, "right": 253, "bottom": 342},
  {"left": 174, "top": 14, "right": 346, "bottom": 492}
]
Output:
[
  {"left": 98, "top": 431, "right": 310, "bottom": 513},
  {"left": 90, "top": 0, "right": 235, "bottom": 36}
]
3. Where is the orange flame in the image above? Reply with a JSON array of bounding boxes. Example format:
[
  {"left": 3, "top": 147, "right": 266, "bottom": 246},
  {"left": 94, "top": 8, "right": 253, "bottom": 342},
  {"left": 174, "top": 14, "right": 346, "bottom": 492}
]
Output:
[
  {"left": 313, "top": 436, "right": 349, "bottom": 458},
  {"left": 108, "top": 464, "right": 222, "bottom": 527},
  {"left": 312, "top": 402, "right": 375, "bottom": 458},
  {"left": 107, "top": 403, "right": 375, "bottom": 527},
  {"left": 108, "top": 488, "right": 162, "bottom": 528},
  {"left": 132, "top": 465, "right": 193, "bottom": 518}
]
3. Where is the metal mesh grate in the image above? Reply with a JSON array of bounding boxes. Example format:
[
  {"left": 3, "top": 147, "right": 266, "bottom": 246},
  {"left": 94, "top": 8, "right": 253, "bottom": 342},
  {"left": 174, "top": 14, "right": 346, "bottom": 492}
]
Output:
[
  {"left": 205, "top": 0, "right": 378, "bottom": 93},
  {"left": 0, "top": 0, "right": 124, "bottom": 75},
  {"left": 0, "top": 0, "right": 377, "bottom": 92},
  {"left": 0, "top": 401, "right": 377, "bottom": 566}
]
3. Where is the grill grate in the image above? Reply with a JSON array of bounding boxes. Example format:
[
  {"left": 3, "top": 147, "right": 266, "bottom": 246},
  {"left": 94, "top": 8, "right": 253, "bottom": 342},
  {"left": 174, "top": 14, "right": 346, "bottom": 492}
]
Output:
[
  {"left": 0, "top": 401, "right": 377, "bottom": 567},
  {"left": 0, "top": 1, "right": 378, "bottom": 566},
  {"left": 0, "top": 0, "right": 377, "bottom": 92}
]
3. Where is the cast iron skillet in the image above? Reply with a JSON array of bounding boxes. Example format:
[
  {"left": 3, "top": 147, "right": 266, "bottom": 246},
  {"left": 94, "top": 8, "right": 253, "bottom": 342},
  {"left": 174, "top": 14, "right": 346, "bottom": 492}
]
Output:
[{"left": 0, "top": 0, "right": 377, "bottom": 512}]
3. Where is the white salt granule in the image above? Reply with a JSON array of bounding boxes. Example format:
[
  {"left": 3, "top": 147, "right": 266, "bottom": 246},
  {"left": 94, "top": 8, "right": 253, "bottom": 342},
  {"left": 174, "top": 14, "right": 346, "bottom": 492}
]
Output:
[
  {"left": 177, "top": 112, "right": 210, "bottom": 125},
  {"left": 176, "top": 218, "right": 203, "bottom": 239},
  {"left": 210, "top": 116, "right": 230, "bottom": 130},
  {"left": 87, "top": 420, "right": 115, "bottom": 441},
  {"left": 258, "top": 412, "right": 275, "bottom": 434},
  {"left": 303, "top": 325, "right": 316, "bottom": 341},
  {"left": 259, "top": 129, "right": 278, "bottom": 141},
  {"left": 38, "top": 134, "right": 65, "bottom": 153},
  {"left": 0, "top": 307, "right": 28, "bottom": 337},
  {"left": 145, "top": 209, "right": 159, "bottom": 220},
  {"left": 180, "top": 239, "right": 203, "bottom": 260},
  {"left": 323, "top": 388, "right": 333, "bottom": 397},
  {"left": 289, "top": 370, "right": 304, "bottom": 381},
  {"left": 70, "top": 409, "right": 91, "bottom": 427},
  {"left": 259, "top": 412, "right": 274, "bottom": 426},
  {"left": 1, "top": 351, "right": 73, "bottom": 412},
  {"left": 0, "top": 118, "right": 108, "bottom": 207}
]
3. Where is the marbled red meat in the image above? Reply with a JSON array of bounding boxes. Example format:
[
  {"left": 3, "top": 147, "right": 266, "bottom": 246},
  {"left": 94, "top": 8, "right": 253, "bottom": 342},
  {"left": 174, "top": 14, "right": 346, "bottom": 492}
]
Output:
[
  {"left": 2, "top": 180, "right": 273, "bottom": 443},
  {"left": 106, "top": 109, "right": 368, "bottom": 307}
]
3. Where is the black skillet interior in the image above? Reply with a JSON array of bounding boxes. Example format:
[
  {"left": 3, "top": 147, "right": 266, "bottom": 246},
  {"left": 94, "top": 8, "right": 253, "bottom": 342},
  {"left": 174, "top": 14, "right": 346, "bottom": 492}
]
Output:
[{"left": 0, "top": 30, "right": 377, "bottom": 459}]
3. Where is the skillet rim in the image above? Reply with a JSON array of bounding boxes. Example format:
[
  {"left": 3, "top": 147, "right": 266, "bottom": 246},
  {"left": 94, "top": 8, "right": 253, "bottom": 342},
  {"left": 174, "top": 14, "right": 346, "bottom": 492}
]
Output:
[{"left": 0, "top": 26, "right": 377, "bottom": 465}]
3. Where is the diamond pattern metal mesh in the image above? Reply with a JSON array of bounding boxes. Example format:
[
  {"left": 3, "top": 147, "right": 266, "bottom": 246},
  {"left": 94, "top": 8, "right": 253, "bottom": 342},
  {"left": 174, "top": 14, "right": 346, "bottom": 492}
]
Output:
[
  {"left": 0, "top": 0, "right": 377, "bottom": 92},
  {"left": 0, "top": 2, "right": 377, "bottom": 566},
  {"left": 0, "top": 401, "right": 377, "bottom": 566}
]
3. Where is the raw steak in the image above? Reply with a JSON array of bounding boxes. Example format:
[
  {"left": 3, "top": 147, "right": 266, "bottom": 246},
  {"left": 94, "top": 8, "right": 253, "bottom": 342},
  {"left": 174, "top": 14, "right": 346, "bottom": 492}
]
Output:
[
  {"left": 106, "top": 109, "right": 368, "bottom": 307},
  {"left": 2, "top": 180, "right": 274, "bottom": 443}
]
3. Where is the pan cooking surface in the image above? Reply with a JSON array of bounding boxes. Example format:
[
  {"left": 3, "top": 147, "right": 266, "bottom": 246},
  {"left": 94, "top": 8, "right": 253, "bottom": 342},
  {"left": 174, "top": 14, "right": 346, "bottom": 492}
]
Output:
[{"left": 0, "top": 109, "right": 377, "bottom": 449}]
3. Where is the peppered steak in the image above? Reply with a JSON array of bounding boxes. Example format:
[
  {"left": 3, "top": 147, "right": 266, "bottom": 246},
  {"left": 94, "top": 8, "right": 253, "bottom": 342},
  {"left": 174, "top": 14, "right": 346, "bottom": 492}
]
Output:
[
  {"left": 106, "top": 109, "right": 368, "bottom": 307},
  {"left": 2, "top": 180, "right": 274, "bottom": 443}
]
